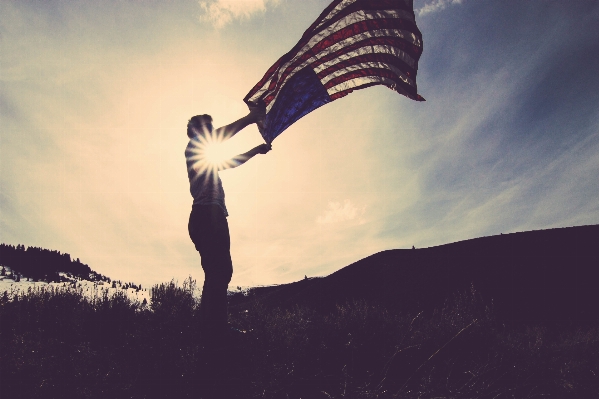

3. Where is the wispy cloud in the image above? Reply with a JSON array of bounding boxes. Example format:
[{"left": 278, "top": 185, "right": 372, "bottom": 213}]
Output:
[
  {"left": 417, "top": 0, "right": 464, "bottom": 16},
  {"left": 199, "top": 0, "right": 280, "bottom": 28},
  {"left": 317, "top": 200, "right": 364, "bottom": 224}
]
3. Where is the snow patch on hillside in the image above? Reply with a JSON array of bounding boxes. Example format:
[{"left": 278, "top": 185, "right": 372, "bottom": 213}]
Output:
[{"left": 0, "top": 266, "right": 150, "bottom": 304}]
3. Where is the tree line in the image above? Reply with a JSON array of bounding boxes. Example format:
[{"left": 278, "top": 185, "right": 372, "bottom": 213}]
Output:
[{"left": 0, "top": 243, "right": 107, "bottom": 283}]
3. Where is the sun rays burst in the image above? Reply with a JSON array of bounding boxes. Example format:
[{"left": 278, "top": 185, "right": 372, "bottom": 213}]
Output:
[{"left": 187, "top": 127, "right": 236, "bottom": 176}]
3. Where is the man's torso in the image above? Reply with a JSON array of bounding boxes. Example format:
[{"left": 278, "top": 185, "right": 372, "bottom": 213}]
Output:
[{"left": 186, "top": 139, "right": 228, "bottom": 216}]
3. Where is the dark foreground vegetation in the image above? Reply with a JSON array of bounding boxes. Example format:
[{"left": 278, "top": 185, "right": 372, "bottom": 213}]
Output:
[{"left": 1, "top": 280, "right": 598, "bottom": 399}]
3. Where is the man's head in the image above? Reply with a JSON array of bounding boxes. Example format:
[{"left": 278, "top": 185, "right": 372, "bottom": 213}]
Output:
[{"left": 187, "top": 114, "right": 213, "bottom": 138}]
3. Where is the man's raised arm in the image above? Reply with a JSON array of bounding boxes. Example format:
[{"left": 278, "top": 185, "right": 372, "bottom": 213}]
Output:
[{"left": 215, "top": 104, "right": 265, "bottom": 140}]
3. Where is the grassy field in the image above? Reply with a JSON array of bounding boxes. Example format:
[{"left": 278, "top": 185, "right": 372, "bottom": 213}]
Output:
[{"left": 1, "top": 279, "right": 598, "bottom": 399}]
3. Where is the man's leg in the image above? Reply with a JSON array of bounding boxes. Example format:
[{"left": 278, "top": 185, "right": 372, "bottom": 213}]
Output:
[
  {"left": 188, "top": 205, "right": 235, "bottom": 398},
  {"left": 188, "top": 205, "right": 233, "bottom": 346},
  {"left": 199, "top": 253, "right": 232, "bottom": 345}
]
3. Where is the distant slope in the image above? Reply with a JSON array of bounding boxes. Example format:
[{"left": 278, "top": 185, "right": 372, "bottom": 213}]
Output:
[{"left": 235, "top": 225, "right": 599, "bottom": 323}]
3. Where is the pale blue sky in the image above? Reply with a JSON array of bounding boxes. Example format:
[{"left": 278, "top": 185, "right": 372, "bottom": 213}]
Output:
[{"left": 2, "top": 0, "right": 598, "bottom": 289}]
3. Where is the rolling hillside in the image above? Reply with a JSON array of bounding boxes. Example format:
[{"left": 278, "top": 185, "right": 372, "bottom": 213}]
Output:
[{"left": 233, "top": 225, "right": 599, "bottom": 323}]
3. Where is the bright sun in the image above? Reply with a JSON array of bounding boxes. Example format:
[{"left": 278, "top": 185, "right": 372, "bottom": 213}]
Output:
[
  {"left": 187, "top": 129, "right": 234, "bottom": 174},
  {"left": 203, "top": 141, "right": 229, "bottom": 166}
]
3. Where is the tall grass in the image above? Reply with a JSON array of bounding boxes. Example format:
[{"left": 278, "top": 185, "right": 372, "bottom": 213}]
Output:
[{"left": 1, "top": 282, "right": 597, "bottom": 398}]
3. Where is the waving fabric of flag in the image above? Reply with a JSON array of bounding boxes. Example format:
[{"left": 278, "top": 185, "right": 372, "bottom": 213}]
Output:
[{"left": 244, "top": 0, "right": 424, "bottom": 143}]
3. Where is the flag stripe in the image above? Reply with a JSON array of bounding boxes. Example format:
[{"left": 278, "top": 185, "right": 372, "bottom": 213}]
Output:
[
  {"left": 261, "top": 19, "right": 421, "bottom": 109},
  {"left": 259, "top": 29, "right": 419, "bottom": 111},
  {"left": 244, "top": 54, "right": 290, "bottom": 106},
  {"left": 315, "top": 45, "right": 417, "bottom": 79},
  {"left": 325, "top": 67, "right": 408, "bottom": 90},
  {"left": 266, "top": 11, "right": 420, "bottom": 93},
  {"left": 311, "top": 34, "right": 419, "bottom": 72},
  {"left": 247, "top": 8, "right": 420, "bottom": 106},
  {"left": 312, "top": 0, "right": 417, "bottom": 36},
  {"left": 264, "top": 30, "right": 416, "bottom": 110},
  {"left": 307, "top": 0, "right": 358, "bottom": 33},
  {"left": 329, "top": 80, "right": 381, "bottom": 100},
  {"left": 244, "top": 0, "right": 423, "bottom": 142},
  {"left": 320, "top": 61, "right": 414, "bottom": 88},
  {"left": 328, "top": 76, "right": 424, "bottom": 101}
]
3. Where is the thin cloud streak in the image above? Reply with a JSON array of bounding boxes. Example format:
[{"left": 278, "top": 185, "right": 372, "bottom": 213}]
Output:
[
  {"left": 199, "top": 0, "right": 280, "bottom": 28},
  {"left": 317, "top": 200, "right": 364, "bottom": 224},
  {"left": 417, "top": 0, "right": 464, "bottom": 16}
]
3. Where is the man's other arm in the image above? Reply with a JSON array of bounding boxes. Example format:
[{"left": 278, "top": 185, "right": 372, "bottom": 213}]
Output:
[{"left": 218, "top": 144, "right": 272, "bottom": 170}]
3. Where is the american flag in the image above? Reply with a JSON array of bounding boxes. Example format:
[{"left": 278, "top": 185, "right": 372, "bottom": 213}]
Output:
[{"left": 244, "top": 0, "right": 424, "bottom": 143}]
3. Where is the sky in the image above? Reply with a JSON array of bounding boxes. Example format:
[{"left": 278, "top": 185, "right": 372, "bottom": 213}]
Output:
[{"left": 1, "top": 0, "right": 598, "bottom": 290}]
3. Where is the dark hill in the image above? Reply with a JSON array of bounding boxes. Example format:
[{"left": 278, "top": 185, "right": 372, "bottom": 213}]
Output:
[
  {"left": 233, "top": 225, "right": 599, "bottom": 323},
  {"left": 0, "top": 243, "right": 107, "bottom": 283}
]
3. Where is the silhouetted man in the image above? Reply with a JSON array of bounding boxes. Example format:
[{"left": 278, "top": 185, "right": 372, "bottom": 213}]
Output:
[{"left": 186, "top": 107, "right": 270, "bottom": 348}]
